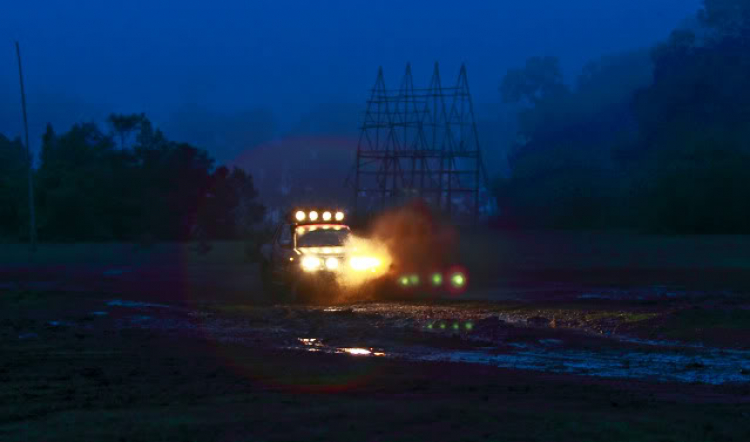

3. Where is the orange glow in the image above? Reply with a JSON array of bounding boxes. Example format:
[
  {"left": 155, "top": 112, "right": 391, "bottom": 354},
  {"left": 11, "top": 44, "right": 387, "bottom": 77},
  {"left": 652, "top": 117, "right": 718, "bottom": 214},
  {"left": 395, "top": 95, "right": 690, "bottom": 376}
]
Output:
[{"left": 336, "top": 235, "right": 392, "bottom": 288}]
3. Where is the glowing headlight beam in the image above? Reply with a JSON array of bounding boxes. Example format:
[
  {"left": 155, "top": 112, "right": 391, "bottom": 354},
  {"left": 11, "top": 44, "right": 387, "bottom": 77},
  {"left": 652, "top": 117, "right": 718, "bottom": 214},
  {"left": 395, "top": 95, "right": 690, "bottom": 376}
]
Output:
[
  {"left": 308, "top": 211, "right": 319, "bottom": 221},
  {"left": 295, "top": 211, "right": 306, "bottom": 222},
  {"left": 350, "top": 256, "right": 381, "bottom": 271},
  {"left": 335, "top": 211, "right": 345, "bottom": 221},
  {"left": 301, "top": 256, "right": 322, "bottom": 272},
  {"left": 325, "top": 257, "right": 339, "bottom": 270},
  {"left": 322, "top": 211, "right": 332, "bottom": 221}
]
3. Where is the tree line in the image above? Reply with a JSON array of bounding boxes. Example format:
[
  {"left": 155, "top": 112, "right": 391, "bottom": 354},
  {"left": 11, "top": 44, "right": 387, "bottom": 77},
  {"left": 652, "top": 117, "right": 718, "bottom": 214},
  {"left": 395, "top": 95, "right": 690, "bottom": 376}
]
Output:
[
  {"left": 494, "top": 0, "right": 750, "bottom": 234},
  {"left": 0, "top": 114, "right": 263, "bottom": 242}
]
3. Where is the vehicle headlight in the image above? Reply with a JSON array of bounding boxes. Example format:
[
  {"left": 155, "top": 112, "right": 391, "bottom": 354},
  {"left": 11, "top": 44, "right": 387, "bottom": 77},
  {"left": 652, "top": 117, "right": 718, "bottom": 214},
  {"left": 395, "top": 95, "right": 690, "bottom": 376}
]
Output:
[
  {"left": 325, "top": 257, "right": 339, "bottom": 270},
  {"left": 301, "top": 256, "right": 322, "bottom": 272},
  {"left": 349, "top": 256, "right": 381, "bottom": 271}
]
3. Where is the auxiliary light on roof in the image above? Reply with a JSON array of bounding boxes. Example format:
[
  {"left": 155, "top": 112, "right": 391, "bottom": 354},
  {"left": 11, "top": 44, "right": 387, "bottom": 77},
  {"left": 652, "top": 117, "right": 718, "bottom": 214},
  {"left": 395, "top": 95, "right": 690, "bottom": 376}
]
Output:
[{"left": 293, "top": 209, "right": 345, "bottom": 223}]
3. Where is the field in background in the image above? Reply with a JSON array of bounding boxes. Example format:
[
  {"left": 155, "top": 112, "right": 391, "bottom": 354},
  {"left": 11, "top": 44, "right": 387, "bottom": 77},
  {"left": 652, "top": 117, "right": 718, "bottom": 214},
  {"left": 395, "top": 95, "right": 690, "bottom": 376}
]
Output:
[
  {"left": 0, "top": 241, "right": 251, "bottom": 266},
  {"left": 3, "top": 230, "right": 750, "bottom": 295},
  {"left": 460, "top": 229, "right": 750, "bottom": 291}
]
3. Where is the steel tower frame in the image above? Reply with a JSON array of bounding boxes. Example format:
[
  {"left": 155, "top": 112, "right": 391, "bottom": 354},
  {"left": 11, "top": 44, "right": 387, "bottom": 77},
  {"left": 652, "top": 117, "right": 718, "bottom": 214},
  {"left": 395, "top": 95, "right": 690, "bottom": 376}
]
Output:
[{"left": 351, "top": 63, "right": 490, "bottom": 222}]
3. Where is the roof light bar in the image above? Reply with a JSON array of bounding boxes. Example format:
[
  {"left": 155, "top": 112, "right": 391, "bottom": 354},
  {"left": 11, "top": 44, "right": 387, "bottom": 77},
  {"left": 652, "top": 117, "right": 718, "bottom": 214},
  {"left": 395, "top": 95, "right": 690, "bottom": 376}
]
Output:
[{"left": 292, "top": 209, "right": 346, "bottom": 223}]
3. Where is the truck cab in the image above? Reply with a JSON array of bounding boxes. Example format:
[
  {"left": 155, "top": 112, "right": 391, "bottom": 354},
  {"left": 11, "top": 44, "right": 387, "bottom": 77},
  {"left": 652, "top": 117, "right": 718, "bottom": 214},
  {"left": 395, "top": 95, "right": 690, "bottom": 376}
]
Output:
[{"left": 260, "top": 210, "right": 353, "bottom": 301}]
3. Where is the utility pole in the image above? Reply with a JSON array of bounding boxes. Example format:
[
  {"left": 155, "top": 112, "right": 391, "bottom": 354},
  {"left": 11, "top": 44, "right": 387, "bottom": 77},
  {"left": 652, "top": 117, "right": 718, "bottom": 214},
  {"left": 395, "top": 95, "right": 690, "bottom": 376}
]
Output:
[{"left": 15, "top": 42, "right": 37, "bottom": 252}]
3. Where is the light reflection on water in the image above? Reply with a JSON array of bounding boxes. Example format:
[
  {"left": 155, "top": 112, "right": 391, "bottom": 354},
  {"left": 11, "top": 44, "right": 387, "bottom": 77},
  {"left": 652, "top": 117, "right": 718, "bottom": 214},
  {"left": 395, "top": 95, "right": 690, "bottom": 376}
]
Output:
[
  {"left": 341, "top": 347, "right": 372, "bottom": 355},
  {"left": 298, "top": 338, "right": 386, "bottom": 357}
]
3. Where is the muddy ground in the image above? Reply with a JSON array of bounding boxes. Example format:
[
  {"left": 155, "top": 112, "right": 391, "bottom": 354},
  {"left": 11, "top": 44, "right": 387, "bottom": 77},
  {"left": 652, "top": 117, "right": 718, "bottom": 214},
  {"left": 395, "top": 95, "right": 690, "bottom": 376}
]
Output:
[{"left": 2, "top": 232, "right": 750, "bottom": 441}]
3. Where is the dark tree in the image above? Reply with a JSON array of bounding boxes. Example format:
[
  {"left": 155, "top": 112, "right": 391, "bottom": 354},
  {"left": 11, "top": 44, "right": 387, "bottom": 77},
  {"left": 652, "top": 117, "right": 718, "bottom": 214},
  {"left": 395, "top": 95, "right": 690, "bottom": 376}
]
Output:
[
  {"left": 0, "top": 135, "right": 28, "bottom": 238},
  {"left": 34, "top": 115, "right": 264, "bottom": 242},
  {"left": 108, "top": 113, "right": 145, "bottom": 149}
]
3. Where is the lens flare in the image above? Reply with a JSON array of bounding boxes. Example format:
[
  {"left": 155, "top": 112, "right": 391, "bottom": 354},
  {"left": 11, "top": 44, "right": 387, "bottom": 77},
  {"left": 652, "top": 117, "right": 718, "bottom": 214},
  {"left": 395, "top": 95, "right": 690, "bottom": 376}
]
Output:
[
  {"left": 450, "top": 272, "right": 466, "bottom": 288},
  {"left": 431, "top": 273, "right": 443, "bottom": 286}
]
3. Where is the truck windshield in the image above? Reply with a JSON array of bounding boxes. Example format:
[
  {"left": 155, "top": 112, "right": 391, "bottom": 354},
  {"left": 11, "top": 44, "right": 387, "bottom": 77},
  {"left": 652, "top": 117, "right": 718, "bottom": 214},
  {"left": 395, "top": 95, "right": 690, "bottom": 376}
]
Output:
[{"left": 296, "top": 229, "right": 349, "bottom": 247}]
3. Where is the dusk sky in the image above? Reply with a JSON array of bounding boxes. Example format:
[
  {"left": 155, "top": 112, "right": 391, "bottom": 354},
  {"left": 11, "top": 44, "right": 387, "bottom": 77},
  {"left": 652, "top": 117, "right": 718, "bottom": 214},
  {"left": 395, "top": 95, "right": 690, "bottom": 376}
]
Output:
[{"left": 1, "top": 0, "right": 702, "bottom": 161}]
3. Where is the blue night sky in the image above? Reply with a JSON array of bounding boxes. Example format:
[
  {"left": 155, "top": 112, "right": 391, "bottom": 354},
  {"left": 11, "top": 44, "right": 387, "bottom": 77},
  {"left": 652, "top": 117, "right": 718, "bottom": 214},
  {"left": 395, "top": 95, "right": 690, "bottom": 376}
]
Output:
[{"left": 1, "top": 0, "right": 702, "bottom": 162}]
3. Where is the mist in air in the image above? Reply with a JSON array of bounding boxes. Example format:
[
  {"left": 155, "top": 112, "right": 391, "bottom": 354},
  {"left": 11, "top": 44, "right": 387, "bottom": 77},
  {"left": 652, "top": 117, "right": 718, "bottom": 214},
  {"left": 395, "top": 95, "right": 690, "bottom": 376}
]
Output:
[{"left": 1, "top": 0, "right": 700, "bottom": 169}]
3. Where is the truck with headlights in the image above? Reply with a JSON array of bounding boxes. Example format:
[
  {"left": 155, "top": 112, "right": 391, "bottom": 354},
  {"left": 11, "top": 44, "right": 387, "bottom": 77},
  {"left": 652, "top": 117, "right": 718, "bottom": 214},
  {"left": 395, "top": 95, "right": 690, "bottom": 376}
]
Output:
[
  {"left": 260, "top": 207, "right": 468, "bottom": 303},
  {"left": 260, "top": 209, "right": 383, "bottom": 302}
]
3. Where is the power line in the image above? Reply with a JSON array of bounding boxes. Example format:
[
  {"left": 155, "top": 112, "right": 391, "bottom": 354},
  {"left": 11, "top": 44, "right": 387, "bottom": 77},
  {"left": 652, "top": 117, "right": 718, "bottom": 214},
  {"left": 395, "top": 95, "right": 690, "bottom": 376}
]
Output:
[{"left": 350, "top": 63, "right": 492, "bottom": 223}]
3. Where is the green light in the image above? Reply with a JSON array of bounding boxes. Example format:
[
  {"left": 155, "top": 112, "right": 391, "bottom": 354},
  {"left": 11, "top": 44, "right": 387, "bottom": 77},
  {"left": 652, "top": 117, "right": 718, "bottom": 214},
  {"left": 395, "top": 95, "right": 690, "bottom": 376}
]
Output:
[
  {"left": 452, "top": 323, "right": 459, "bottom": 330},
  {"left": 450, "top": 272, "right": 466, "bottom": 288},
  {"left": 399, "top": 276, "right": 410, "bottom": 286},
  {"left": 439, "top": 323, "right": 446, "bottom": 330},
  {"left": 427, "top": 323, "right": 433, "bottom": 329},
  {"left": 465, "top": 322, "right": 473, "bottom": 331},
  {"left": 409, "top": 274, "right": 420, "bottom": 285},
  {"left": 431, "top": 273, "right": 443, "bottom": 286}
]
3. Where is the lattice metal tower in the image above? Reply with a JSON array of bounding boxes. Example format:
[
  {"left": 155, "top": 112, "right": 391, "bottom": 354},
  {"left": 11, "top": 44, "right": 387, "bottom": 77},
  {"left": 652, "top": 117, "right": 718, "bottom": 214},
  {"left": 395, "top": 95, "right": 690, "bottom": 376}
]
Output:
[{"left": 351, "top": 63, "right": 491, "bottom": 222}]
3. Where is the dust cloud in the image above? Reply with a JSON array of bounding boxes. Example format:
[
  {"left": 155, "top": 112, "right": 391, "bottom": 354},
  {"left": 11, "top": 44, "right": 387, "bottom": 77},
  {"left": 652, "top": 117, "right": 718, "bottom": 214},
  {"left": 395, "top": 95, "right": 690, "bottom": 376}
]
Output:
[{"left": 336, "top": 200, "right": 459, "bottom": 292}]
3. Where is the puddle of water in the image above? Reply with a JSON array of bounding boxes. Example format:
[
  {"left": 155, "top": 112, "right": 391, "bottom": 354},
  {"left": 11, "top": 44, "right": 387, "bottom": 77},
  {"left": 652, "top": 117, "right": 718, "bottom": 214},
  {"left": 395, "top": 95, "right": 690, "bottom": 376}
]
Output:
[
  {"left": 297, "top": 338, "right": 386, "bottom": 357},
  {"left": 341, "top": 347, "right": 373, "bottom": 356},
  {"left": 92, "top": 302, "right": 749, "bottom": 385},
  {"left": 107, "top": 300, "right": 169, "bottom": 309},
  {"left": 416, "top": 346, "right": 750, "bottom": 385},
  {"left": 299, "top": 338, "right": 323, "bottom": 347}
]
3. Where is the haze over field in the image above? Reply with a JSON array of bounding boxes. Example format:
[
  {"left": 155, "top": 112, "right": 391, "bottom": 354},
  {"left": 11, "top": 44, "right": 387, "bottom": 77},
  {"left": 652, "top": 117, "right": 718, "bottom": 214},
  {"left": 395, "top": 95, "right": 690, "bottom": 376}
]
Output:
[{"left": 1, "top": 0, "right": 700, "bottom": 169}]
